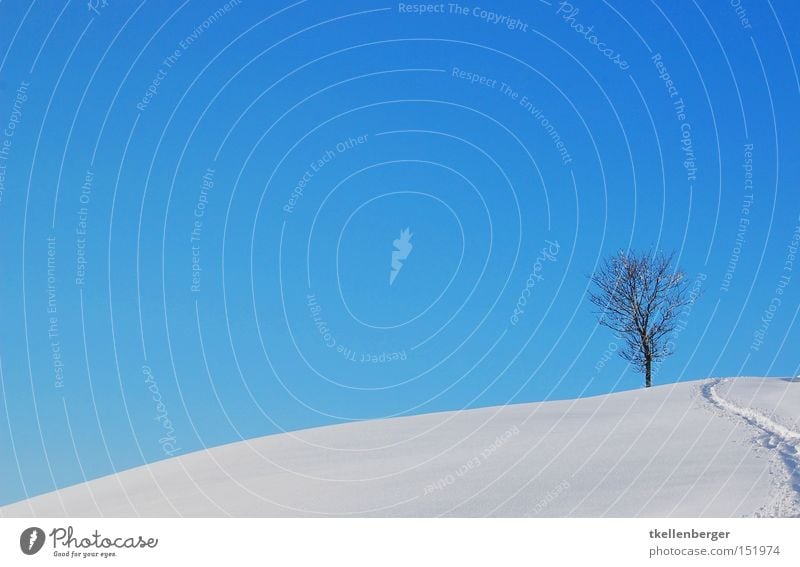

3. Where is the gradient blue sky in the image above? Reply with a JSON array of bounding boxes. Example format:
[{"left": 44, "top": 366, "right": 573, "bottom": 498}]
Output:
[{"left": 0, "top": 0, "right": 798, "bottom": 505}]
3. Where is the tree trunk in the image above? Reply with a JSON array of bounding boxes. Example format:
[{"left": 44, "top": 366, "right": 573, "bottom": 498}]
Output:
[{"left": 645, "top": 356, "right": 652, "bottom": 388}]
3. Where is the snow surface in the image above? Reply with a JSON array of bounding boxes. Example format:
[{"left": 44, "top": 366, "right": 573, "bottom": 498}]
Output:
[{"left": 2, "top": 377, "right": 798, "bottom": 517}]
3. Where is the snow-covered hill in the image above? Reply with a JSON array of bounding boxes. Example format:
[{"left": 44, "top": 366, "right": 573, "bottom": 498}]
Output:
[{"left": 3, "top": 377, "right": 798, "bottom": 517}]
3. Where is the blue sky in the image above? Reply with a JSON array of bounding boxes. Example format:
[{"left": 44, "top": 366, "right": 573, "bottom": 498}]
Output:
[{"left": 0, "top": 0, "right": 798, "bottom": 505}]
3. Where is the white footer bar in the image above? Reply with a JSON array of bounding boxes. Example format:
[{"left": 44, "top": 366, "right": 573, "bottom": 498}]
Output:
[{"left": 1, "top": 518, "right": 797, "bottom": 566}]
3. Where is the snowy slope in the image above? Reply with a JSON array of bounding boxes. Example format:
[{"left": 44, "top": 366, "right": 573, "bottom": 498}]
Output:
[
  {"left": 2, "top": 377, "right": 798, "bottom": 517},
  {"left": 713, "top": 377, "right": 800, "bottom": 435}
]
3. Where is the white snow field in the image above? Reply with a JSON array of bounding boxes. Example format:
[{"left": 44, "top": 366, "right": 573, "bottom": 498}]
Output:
[{"left": 2, "top": 377, "right": 798, "bottom": 517}]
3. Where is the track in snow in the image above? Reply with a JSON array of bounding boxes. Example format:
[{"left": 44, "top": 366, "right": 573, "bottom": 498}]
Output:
[{"left": 702, "top": 378, "right": 800, "bottom": 517}]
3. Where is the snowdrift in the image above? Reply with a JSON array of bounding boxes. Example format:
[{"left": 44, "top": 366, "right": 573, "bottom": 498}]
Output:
[{"left": 3, "top": 377, "right": 798, "bottom": 517}]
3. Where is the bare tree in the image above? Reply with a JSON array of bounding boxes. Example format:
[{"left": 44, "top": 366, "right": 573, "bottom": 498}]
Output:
[{"left": 589, "top": 250, "right": 692, "bottom": 388}]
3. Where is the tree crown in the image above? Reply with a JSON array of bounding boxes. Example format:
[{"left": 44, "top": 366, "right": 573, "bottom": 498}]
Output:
[{"left": 589, "top": 250, "right": 693, "bottom": 375}]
